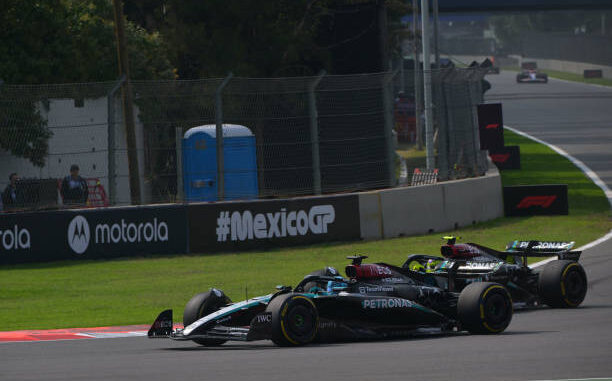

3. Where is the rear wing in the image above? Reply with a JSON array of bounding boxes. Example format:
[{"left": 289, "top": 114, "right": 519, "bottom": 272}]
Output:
[{"left": 505, "top": 241, "right": 581, "bottom": 261}]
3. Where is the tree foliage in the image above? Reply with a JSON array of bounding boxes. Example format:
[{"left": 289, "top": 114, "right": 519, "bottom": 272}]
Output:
[
  {"left": 0, "top": 0, "right": 174, "bottom": 83},
  {"left": 124, "top": 0, "right": 408, "bottom": 78},
  {"left": 490, "top": 10, "right": 612, "bottom": 51},
  {"left": 0, "top": 0, "right": 175, "bottom": 167}
]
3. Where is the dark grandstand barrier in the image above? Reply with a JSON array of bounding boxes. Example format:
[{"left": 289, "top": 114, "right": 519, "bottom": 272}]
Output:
[
  {"left": 0, "top": 194, "right": 361, "bottom": 264},
  {"left": 188, "top": 194, "right": 361, "bottom": 253},
  {"left": 503, "top": 185, "right": 568, "bottom": 217},
  {"left": 0, "top": 205, "right": 188, "bottom": 265}
]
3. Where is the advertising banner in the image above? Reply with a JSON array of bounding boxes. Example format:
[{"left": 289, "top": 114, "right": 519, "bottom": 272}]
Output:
[
  {"left": 489, "top": 146, "right": 521, "bottom": 170},
  {"left": 188, "top": 194, "right": 361, "bottom": 253},
  {"left": 503, "top": 185, "right": 568, "bottom": 216},
  {"left": 0, "top": 205, "right": 188, "bottom": 265},
  {"left": 478, "top": 103, "right": 505, "bottom": 150}
]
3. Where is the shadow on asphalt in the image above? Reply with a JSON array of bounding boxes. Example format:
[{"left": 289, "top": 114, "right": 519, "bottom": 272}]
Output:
[
  {"left": 514, "top": 304, "right": 612, "bottom": 315},
  {"left": 162, "top": 342, "right": 337, "bottom": 351},
  {"left": 157, "top": 329, "right": 553, "bottom": 351}
]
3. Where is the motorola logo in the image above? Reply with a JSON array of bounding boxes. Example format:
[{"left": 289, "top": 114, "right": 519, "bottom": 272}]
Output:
[{"left": 67, "top": 215, "right": 90, "bottom": 254}]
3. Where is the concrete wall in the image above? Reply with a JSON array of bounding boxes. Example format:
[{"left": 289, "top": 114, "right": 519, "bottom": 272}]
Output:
[{"left": 359, "top": 163, "right": 503, "bottom": 240}]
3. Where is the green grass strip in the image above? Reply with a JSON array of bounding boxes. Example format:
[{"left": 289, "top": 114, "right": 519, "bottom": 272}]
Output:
[{"left": 0, "top": 130, "right": 610, "bottom": 330}]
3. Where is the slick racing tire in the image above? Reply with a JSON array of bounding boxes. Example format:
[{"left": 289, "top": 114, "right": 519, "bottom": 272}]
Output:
[
  {"left": 267, "top": 293, "right": 319, "bottom": 346},
  {"left": 539, "top": 260, "right": 587, "bottom": 308},
  {"left": 458, "top": 282, "right": 513, "bottom": 334},
  {"left": 183, "top": 289, "right": 232, "bottom": 346}
]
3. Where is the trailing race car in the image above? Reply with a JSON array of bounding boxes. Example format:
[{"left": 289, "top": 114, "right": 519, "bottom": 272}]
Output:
[
  {"left": 148, "top": 256, "right": 513, "bottom": 347},
  {"left": 516, "top": 62, "right": 548, "bottom": 83},
  {"left": 404, "top": 237, "right": 587, "bottom": 309}
]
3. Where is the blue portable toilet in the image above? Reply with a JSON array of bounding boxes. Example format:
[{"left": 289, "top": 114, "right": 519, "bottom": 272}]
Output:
[{"left": 183, "top": 124, "right": 258, "bottom": 201}]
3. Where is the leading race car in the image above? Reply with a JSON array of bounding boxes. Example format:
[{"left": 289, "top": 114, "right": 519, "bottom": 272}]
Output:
[
  {"left": 148, "top": 256, "right": 513, "bottom": 347},
  {"left": 516, "top": 62, "right": 548, "bottom": 83},
  {"left": 404, "top": 237, "right": 587, "bottom": 309}
]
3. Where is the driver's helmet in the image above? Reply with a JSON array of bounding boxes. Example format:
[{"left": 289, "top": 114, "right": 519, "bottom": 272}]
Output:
[
  {"left": 410, "top": 262, "right": 425, "bottom": 272},
  {"left": 426, "top": 259, "right": 438, "bottom": 272}
]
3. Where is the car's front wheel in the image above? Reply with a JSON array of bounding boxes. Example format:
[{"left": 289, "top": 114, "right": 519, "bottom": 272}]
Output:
[
  {"left": 267, "top": 293, "right": 319, "bottom": 346},
  {"left": 183, "top": 289, "right": 232, "bottom": 346}
]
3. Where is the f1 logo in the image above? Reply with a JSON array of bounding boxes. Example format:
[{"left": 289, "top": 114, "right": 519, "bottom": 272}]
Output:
[
  {"left": 490, "top": 153, "right": 510, "bottom": 163},
  {"left": 485, "top": 123, "right": 499, "bottom": 129},
  {"left": 516, "top": 195, "right": 557, "bottom": 209}
]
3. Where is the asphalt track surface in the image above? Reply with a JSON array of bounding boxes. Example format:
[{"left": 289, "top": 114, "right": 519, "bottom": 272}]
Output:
[{"left": 2, "top": 71, "right": 612, "bottom": 381}]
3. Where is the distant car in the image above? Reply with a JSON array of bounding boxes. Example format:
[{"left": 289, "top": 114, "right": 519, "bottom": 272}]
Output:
[
  {"left": 148, "top": 255, "right": 513, "bottom": 347},
  {"left": 404, "top": 237, "right": 587, "bottom": 309},
  {"left": 516, "top": 62, "right": 548, "bottom": 83}
]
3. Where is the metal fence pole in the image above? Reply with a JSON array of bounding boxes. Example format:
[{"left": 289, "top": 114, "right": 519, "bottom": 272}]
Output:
[
  {"left": 412, "top": 0, "right": 423, "bottom": 150},
  {"left": 435, "top": 70, "right": 449, "bottom": 180},
  {"left": 443, "top": 72, "right": 457, "bottom": 178},
  {"left": 175, "top": 127, "right": 184, "bottom": 202},
  {"left": 107, "top": 75, "right": 125, "bottom": 206},
  {"left": 400, "top": 57, "right": 404, "bottom": 93},
  {"left": 215, "top": 72, "right": 233, "bottom": 201},
  {"left": 433, "top": 0, "right": 440, "bottom": 69},
  {"left": 384, "top": 70, "right": 399, "bottom": 187},
  {"left": 308, "top": 70, "right": 326, "bottom": 195},
  {"left": 467, "top": 70, "right": 483, "bottom": 176},
  {"left": 421, "top": 0, "right": 435, "bottom": 170}
]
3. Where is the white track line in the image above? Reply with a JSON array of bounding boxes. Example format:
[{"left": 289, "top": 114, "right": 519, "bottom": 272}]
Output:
[
  {"left": 503, "top": 125, "right": 612, "bottom": 268},
  {"left": 528, "top": 378, "right": 612, "bottom": 381}
]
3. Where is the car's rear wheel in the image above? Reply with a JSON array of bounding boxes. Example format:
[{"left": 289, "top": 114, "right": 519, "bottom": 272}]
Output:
[
  {"left": 539, "top": 260, "right": 587, "bottom": 308},
  {"left": 458, "top": 282, "right": 513, "bottom": 334},
  {"left": 183, "top": 289, "right": 232, "bottom": 346},
  {"left": 267, "top": 293, "right": 319, "bottom": 346}
]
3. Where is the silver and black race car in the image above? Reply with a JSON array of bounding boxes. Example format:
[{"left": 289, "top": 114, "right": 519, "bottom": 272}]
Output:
[
  {"left": 516, "top": 62, "right": 548, "bottom": 83},
  {"left": 148, "top": 255, "right": 514, "bottom": 347},
  {"left": 404, "top": 237, "right": 587, "bottom": 309}
]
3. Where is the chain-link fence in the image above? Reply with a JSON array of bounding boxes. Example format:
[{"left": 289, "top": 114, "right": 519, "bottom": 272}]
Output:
[
  {"left": 392, "top": 65, "right": 488, "bottom": 184},
  {"left": 1, "top": 67, "right": 487, "bottom": 211}
]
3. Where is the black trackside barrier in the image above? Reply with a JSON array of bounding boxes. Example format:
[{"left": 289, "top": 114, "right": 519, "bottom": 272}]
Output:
[
  {"left": 477, "top": 103, "right": 504, "bottom": 151},
  {"left": 0, "top": 205, "right": 188, "bottom": 265},
  {"left": 584, "top": 69, "right": 603, "bottom": 78},
  {"left": 489, "top": 146, "right": 521, "bottom": 170},
  {"left": 188, "top": 194, "right": 361, "bottom": 253},
  {"left": 503, "top": 184, "right": 568, "bottom": 217}
]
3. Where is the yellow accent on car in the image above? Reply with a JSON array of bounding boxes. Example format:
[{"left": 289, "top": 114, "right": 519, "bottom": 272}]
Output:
[
  {"left": 483, "top": 321, "right": 503, "bottom": 333},
  {"left": 480, "top": 285, "right": 513, "bottom": 328},
  {"left": 561, "top": 263, "right": 581, "bottom": 306},
  {"left": 560, "top": 262, "right": 578, "bottom": 297}
]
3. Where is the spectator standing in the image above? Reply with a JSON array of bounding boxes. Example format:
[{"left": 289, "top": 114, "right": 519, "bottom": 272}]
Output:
[
  {"left": 61, "top": 165, "right": 88, "bottom": 205},
  {"left": 2, "top": 173, "right": 20, "bottom": 210}
]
